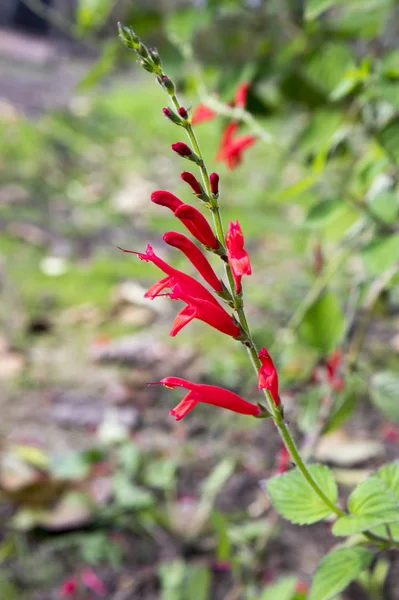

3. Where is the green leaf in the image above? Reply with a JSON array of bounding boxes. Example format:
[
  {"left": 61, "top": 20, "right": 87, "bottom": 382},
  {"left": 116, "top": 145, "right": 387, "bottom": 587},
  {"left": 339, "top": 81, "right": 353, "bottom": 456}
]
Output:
[
  {"left": 375, "top": 462, "right": 399, "bottom": 501},
  {"left": 77, "top": 40, "right": 120, "bottom": 92},
  {"left": 266, "top": 464, "right": 337, "bottom": 525},
  {"left": 368, "top": 191, "right": 399, "bottom": 224},
  {"left": 309, "top": 547, "right": 373, "bottom": 600},
  {"left": 112, "top": 473, "right": 154, "bottom": 509},
  {"left": 370, "top": 371, "right": 399, "bottom": 422},
  {"left": 378, "top": 117, "right": 399, "bottom": 163},
  {"left": 332, "top": 477, "right": 399, "bottom": 536},
  {"left": 361, "top": 235, "right": 399, "bottom": 276},
  {"left": 299, "top": 292, "right": 345, "bottom": 353},
  {"left": 298, "top": 110, "right": 342, "bottom": 155},
  {"left": 329, "top": 0, "right": 392, "bottom": 38},
  {"left": 305, "top": 0, "right": 338, "bottom": 20},
  {"left": 184, "top": 564, "right": 211, "bottom": 600},
  {"left": 305, "top": 198, "right": 344, "bottom": 226},
  {"left": 159, "top": 559, "right": 185, "bottom": 600},
  {"left": 76, "top": 0, "right": 113, "bottom": 32},
  {"left": 259, "top": 576, "right": 298, "bottom": 600},
  {"left": 305, "top": 44, "right": 354, "bottom": 95}
]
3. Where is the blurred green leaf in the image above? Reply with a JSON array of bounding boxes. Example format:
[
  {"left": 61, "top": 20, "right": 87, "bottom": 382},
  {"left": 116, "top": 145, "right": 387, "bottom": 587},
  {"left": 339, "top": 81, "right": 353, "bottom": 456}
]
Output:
[
  {"left": 370, "top": 371, "right": 399, "bottom": 422},
  {"left": 329, "top": 0, "right": 393, "bottom": 38},
  {"left": 309, "top": 547, "right": 373, "bottom": 600},
  {"left": 332, "top": 476, "right": 399, "bottom": 535},
  {"left": 144, "top": 458, "right": 176, "bottom": 491},
  {"left": 361, "top": 235, "right": 399, "bottom": 275},
  {"left": 299, "top": 292, "right": 345, "bottom": 353},
  {"left": 211, "top": 512, "right": 231, "bottom": 560},
  {"left": 116, "top": 443, "right": 141, "bottom": 477},
  {"left": 77, "top": 40, "right": 120, "bottom": 92},
  {"left": 375, "top": 462, "right": 399, "bottom": 502},
  {"left": 113, "top": 473, "right": 154, "bottom": 509},
  {"left": 368, "top": 191, "right": 399, "bottom": 224},
  {"left": 159, "top": 559, "right": 185, "bottom": 600},
  {"left": 266, "top": 464, "right": 337, "bottom": 524},
  {"left": 298, "top": 110, "right": 342, "bottom": 156},
  {"left": 76, "top": 0, "right": 114, "bottom": 32},
  {"left": 378, "top": 117, "right": 399, "bottom": 163},
  {"left": 305, "top": 198, "right": 344, "bottom": 226},
  {"left": 305, "top": 0, "right": 338, "bottom": 20},
  {"left": 184, "top": 564, "right": 211, "bottom": 600},
  {"left": 200, "top": 458, "right": 235, "bottom": 501},
  {"left": 305, "top": 44, "right": 354, "bottom": 95},
  {"left": 259, "top": 576, "right": 298, "bottom": 600}
]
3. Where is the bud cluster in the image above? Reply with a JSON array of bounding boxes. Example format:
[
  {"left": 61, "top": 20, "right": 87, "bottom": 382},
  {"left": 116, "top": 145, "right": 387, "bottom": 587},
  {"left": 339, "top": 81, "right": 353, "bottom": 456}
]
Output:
[{"left": 117, "top": 22, "right": 163, "bottom": 76}]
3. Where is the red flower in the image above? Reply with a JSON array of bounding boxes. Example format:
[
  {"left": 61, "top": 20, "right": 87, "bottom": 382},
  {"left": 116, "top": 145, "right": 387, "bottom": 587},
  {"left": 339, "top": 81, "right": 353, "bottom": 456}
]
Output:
[
  {"left": 81, "top": 568, "right": 107, "bottom": 596},
  {"left": 276, "top": 444, "right": 290, "bottom": 474},
  {"left": 225, "top": 220, "right": 252, "bottom": 293},
  {"left": 258, "top": 347, "right": 280, "bottom": 406},
  {"left": 163, "top": 231, "right": 223, "bottom": 292},
  {"left": 234, "top": 82, "right": 250, "bottom": 108},
  {"left": 151, "top": 190, "right": 183, "bottom": 211},
  {"left": 181, "top": 171, "right": 203, "bottom": 195},
  {"left": 151, "top": 190, "right": 218, "bottom": 249},
  {"left": 152, "top": 376, "right": 260, "bottom": 420},
  {"left": 217, "top": 124, "right": 256, "bottom": 169},
  {"left": 169, "top": 282, "right": 241, "bottom": 338},
  {"left": 325, "top": 350, "right": 344, "bottom": 391},
  {"left": 174, "top": 204, "right": 219, "bottom": 249},
  {"left": 119, "top": 245, "right": 240, "bottom": 338},
  {"left": 60, "top": 576, "right": 77, "bottom": 597},
  {"left": 191, "top": 104, "right": 217, "bottom": 125}
]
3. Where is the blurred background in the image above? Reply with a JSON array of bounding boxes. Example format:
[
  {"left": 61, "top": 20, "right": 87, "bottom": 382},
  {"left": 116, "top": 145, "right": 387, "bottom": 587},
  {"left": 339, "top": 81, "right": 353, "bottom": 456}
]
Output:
[{"left": 0, "top": 1, "right": 398, "bottom": 598}]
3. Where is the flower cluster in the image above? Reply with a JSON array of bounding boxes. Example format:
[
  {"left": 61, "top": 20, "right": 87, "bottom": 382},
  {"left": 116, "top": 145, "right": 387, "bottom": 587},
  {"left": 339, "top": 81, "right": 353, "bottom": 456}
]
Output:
[{"left": 117, "top": 23, "right": 279, "bottom": 422}]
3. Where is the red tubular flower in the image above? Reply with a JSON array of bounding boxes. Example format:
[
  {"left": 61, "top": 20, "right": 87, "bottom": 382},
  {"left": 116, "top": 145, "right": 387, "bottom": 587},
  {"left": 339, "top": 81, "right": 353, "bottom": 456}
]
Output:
[
  {"left": 276, "top": 444, "right": 290, "bottom": 474},
  {"left": 191, "top": 103, "right": 217, "bottom": 125},
  {"left": 225, "top": 220, "right": 252, "bottom": 293},
  {"left": 181, "top": 171, "right": 203, "bottom": 195},
  {"left": 234, "top": 82, "right": 250, "bottom": 108},
  {"left": 151, "top": 190, "right": 183, "bottom": 211},
  {"left": 119, "top": 244, "right": 219, "bottom": 306},
  {"left": 169, "top": 282, "right": 241, "bottom": 338},
  {"left": 172, "top": 141, "right": 192, "bottom": 157},
  {"left": 60, "top": 576, "right": 77, "bottom": 597},
  {"left": 174, "top": 204, "right": 219, "bottom": 249},
  {"left": 163, "top": 231, "right": 223, "bottom": 292},
  {"left": 210, "top": 172, "right": 220, "bottom": 195},
  {"left": 258, "top": 347, "right": 280, "bottom": 406},
  {"left": 326, "top": 349, "right": 344, "bottom": 391},
  {"left": 152, "top": 376, "right": 260, "bottom": 420},
  {"left": 217, "top": 128, "right": 256, "bottom": 169}
]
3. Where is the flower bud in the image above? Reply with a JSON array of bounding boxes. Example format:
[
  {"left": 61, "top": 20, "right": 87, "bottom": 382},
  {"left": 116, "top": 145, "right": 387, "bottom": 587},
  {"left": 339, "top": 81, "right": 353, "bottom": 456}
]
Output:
[
  {"left": 140, "top": 59, "right": 154, "bottom": 73},
  {"left": 161, "top": 75, "right": 176, "bottom": 95},
  {"left": 150, "top": 48, "right": 162, "bottom": 67},
  {"left": 162, "top": 107, "right": 182, "bottom": 126},
  {"left": 181, "top": 172, "right": 203, "bottom": 195},
  {"left": 117, "top": 23, "right": 140, "bottom": 49},
  {"left": 178, "top": 107, "right": 188, "bottom": 119},
  {"left": 210, "top": 172, "right": 220, "bottom": 195},
  {"left": 172, "top": 142, "right": 192, "bottom": 157},
  {"left": 137, "top": 42, "right": 150, "bottom": 59}
]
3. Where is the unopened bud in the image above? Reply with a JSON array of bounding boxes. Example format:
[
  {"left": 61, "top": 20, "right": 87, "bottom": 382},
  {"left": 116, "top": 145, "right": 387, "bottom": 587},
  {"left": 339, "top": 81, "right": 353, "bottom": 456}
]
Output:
[
  {"left": 178, "top": 107, "right": 188, "bottom": 119},
  {"left": 210, "top": 172, "right": 220, "bottom": 195},
  {"left": 117, "top": 23, "right": 140, "bottom": 49},
  {"left": 172, "top": 142, "right": 192, "bottom": 157},
  {"left": 137, "top": 42, "right": 149, "bottom": 59},
  {"left": 150, "top": 48, "right": 162, "bottom": 67},
  {"left": 181, "top": 172, "right": 203, "bottom": 195},
  {"left": 161, "top": 75, "right": 176, "bottom": 95},
  {"left": 162, "top": 107, "right": 182, "bottom": 126},
  {"left": 140, "top": 59, "right": 154, "bottom": 73}
]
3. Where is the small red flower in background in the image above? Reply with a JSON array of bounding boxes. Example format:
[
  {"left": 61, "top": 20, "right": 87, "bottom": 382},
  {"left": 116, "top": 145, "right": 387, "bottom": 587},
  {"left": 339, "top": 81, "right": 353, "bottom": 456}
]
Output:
[
  {"left": 60, "top": 576, "right": 77, "bottom": 597},
  {"left": 151, "top": 376, "right": 260, "bottom": 420},
  {"left": 276, "top": 444, "right": 290, "bottom": 474},
  {"left": 191, "top": 103, "right": 217, "bottom": 125},
  {"left": 191, "top": 82, "right": 257, "bottom": 169},
  {"left": 225, "top": 220, "right": 252, "bottom": 293},
  {"left": 81, "top": 568, "right": 107, "bottom": 596},
  {"left": 325, "top": 349, "right": 344, "bottom": 391},
  {"left": 258, "top": 347, "right": 280, "bottom": 407}
]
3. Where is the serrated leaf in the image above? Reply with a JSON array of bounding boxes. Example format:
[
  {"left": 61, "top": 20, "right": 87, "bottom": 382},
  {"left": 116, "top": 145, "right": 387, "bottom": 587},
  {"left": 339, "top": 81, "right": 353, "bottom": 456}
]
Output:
[
  {"left": 259, "top": 576, "right": 298, "bottom": 600},
  {"left": 375, "top": 462, "right": 399, "bottom": 501},
  {"left": 309, "top": 547, "right": 373, "bottom": 600},
  {"left": 361, "top": 235, "right": 399, "bottom": 276},
  {"left": 332, "top": 477, "right": 399, "bottom": 535},
  {"left": 370, "top": 371, "right": 399, "bottom": 422},
  {"left": 266, "top": 464, "right": 337, "bottom": 525},
  {"left": 299, "top": 292, "right": 345, "bottom": 353}
]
